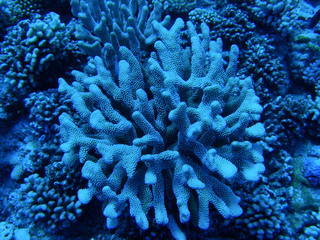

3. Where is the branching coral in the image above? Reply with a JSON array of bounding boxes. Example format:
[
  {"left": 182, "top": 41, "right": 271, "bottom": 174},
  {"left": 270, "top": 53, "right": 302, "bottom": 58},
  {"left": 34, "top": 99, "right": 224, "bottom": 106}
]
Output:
[
  {"left": 153, "top": 0, "right": 197, "bottom": 13},
  {"left": 0, "top": 0, "right": 42, "bottom": 35},
  {"left": 238, "top": 36, "right": 290, "bottom": 102},
  {"left": 304, "top": 146, "right": 320, "bottom": 187},
  {"left": 229, "top": 0, "right": 301, "bottom": 36},
  {"left": 189, "top": 4, "right": 255, "bottom": 46},
  {"left": 24, "top": 90, "right": 71, "bottom": 142},
  {"left": 263, "top": 94, "right": 320, "bottom": 150},
  {"left": 9, "top": 173, "right": 82, "bottom": 232},
  {"left": 58, "top": 17, "right": 265, "bottom": 239},
  {"left": 288, "top": 30, "right": 320, "bottom": 88},
  {"left": 70, "top": 0, "right": 169, "bottom": 59},
  {"left": 0, "top": 12, "right": 81, "bottom": 120}
]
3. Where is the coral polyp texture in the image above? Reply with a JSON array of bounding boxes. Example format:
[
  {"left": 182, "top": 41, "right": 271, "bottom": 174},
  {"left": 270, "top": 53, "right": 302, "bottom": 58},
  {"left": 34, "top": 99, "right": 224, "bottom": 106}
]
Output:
[{"left": 58, "top": 18, "right": 265, "bottom": 239}]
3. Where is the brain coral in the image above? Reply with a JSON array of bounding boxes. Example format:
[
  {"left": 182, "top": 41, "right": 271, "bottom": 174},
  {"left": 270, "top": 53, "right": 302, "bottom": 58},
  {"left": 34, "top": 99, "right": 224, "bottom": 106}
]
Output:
[{"left": 58, "top": 18, "right": 265, "bottom": 239}]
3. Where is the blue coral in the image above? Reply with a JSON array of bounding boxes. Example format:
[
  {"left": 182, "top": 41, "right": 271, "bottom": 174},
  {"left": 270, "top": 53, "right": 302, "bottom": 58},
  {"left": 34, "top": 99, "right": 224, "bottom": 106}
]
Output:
[
  {"left": 229, "top": 0, "right": 302, "bottom": 36},
  {"left": 1, "top": 0, "right": 319, "bottom": 239},
  {"left": 0, "top": 0, "right": 12, "bottom": 35},
  {"left": 289, "top": 30, "right": 320, "bottom": 88},
  {"left": 24, "top": 89, "right": 71, "bottom": 142},
  {"left": 70, "top": 0, "right": 169, "bottom": 59},
  {"left": 0, "top": 221, "right": 30, "bottom": 240},
  {"left": 9, "top": 173, "right": 82, "bottom": 232},
  {"left": 154, "top": 0, "right": 197, "bottom": 13},
  {"left": 239, "top": 36, "right": 290, "bottom": 102},
  {"left": 58, "top": 17, "right": 265, "bottom": 239},
  {"left": 304, "top": 146, "right": 320, "bottom": 187},
  {"left": 0, "top": 222, "right": 14, "bottom": 240},
  {"left": 189, "top": 4, "right": 255, "bottom": 46},
  {"left": 0, "top": 12, "right": 79, "bottom": 119}
]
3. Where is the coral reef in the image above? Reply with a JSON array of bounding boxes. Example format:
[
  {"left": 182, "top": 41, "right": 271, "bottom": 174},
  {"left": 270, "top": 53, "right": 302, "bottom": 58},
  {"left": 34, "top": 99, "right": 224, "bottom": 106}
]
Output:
[
  {"left": 229, "top": 0, "right": 302, "bottom": 36},
  {"left": 0, "top": 12, "right": 80, "bottom": 120},
  {"left": 9, "top": 172, "right": 82, "bottom": 232},
  {"left": 154, "top": 0, "right": 197, "bottom": 13},
  {"left": 0, "top": 0, "right": 320, "bottom": 239},
  {"left": 24, "top": 89, "right": 71, "bottom": 142},
  {"left": 304, "top": 145, "right": 320, "bottom": 187},
  {"left": 263, "top": 94, "right": 320, "bottom": 149},
  {"left": 239, "top": 36, "right": 290, "bottom": 102},
  {"left": 189, "top": 4, "right": 255, "bottom": 46},
  {"left": 288, "top": 29, "right": 320, "bottom": 88}
]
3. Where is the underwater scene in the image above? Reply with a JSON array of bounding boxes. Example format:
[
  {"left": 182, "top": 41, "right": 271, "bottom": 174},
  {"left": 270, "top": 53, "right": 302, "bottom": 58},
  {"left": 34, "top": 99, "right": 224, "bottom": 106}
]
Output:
[{"left": 0, "top": 0, "right": 320, "bottom": 239}]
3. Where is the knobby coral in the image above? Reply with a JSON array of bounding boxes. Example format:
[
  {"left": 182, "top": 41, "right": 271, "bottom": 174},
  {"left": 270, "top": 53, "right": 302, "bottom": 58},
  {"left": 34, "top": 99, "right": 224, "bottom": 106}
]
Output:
[
  {"left": 0, "top": 12, "right": 78, "bottom": 119},
  {"left": 58, "top": 18, "right": 265, "bottom": 240}
]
